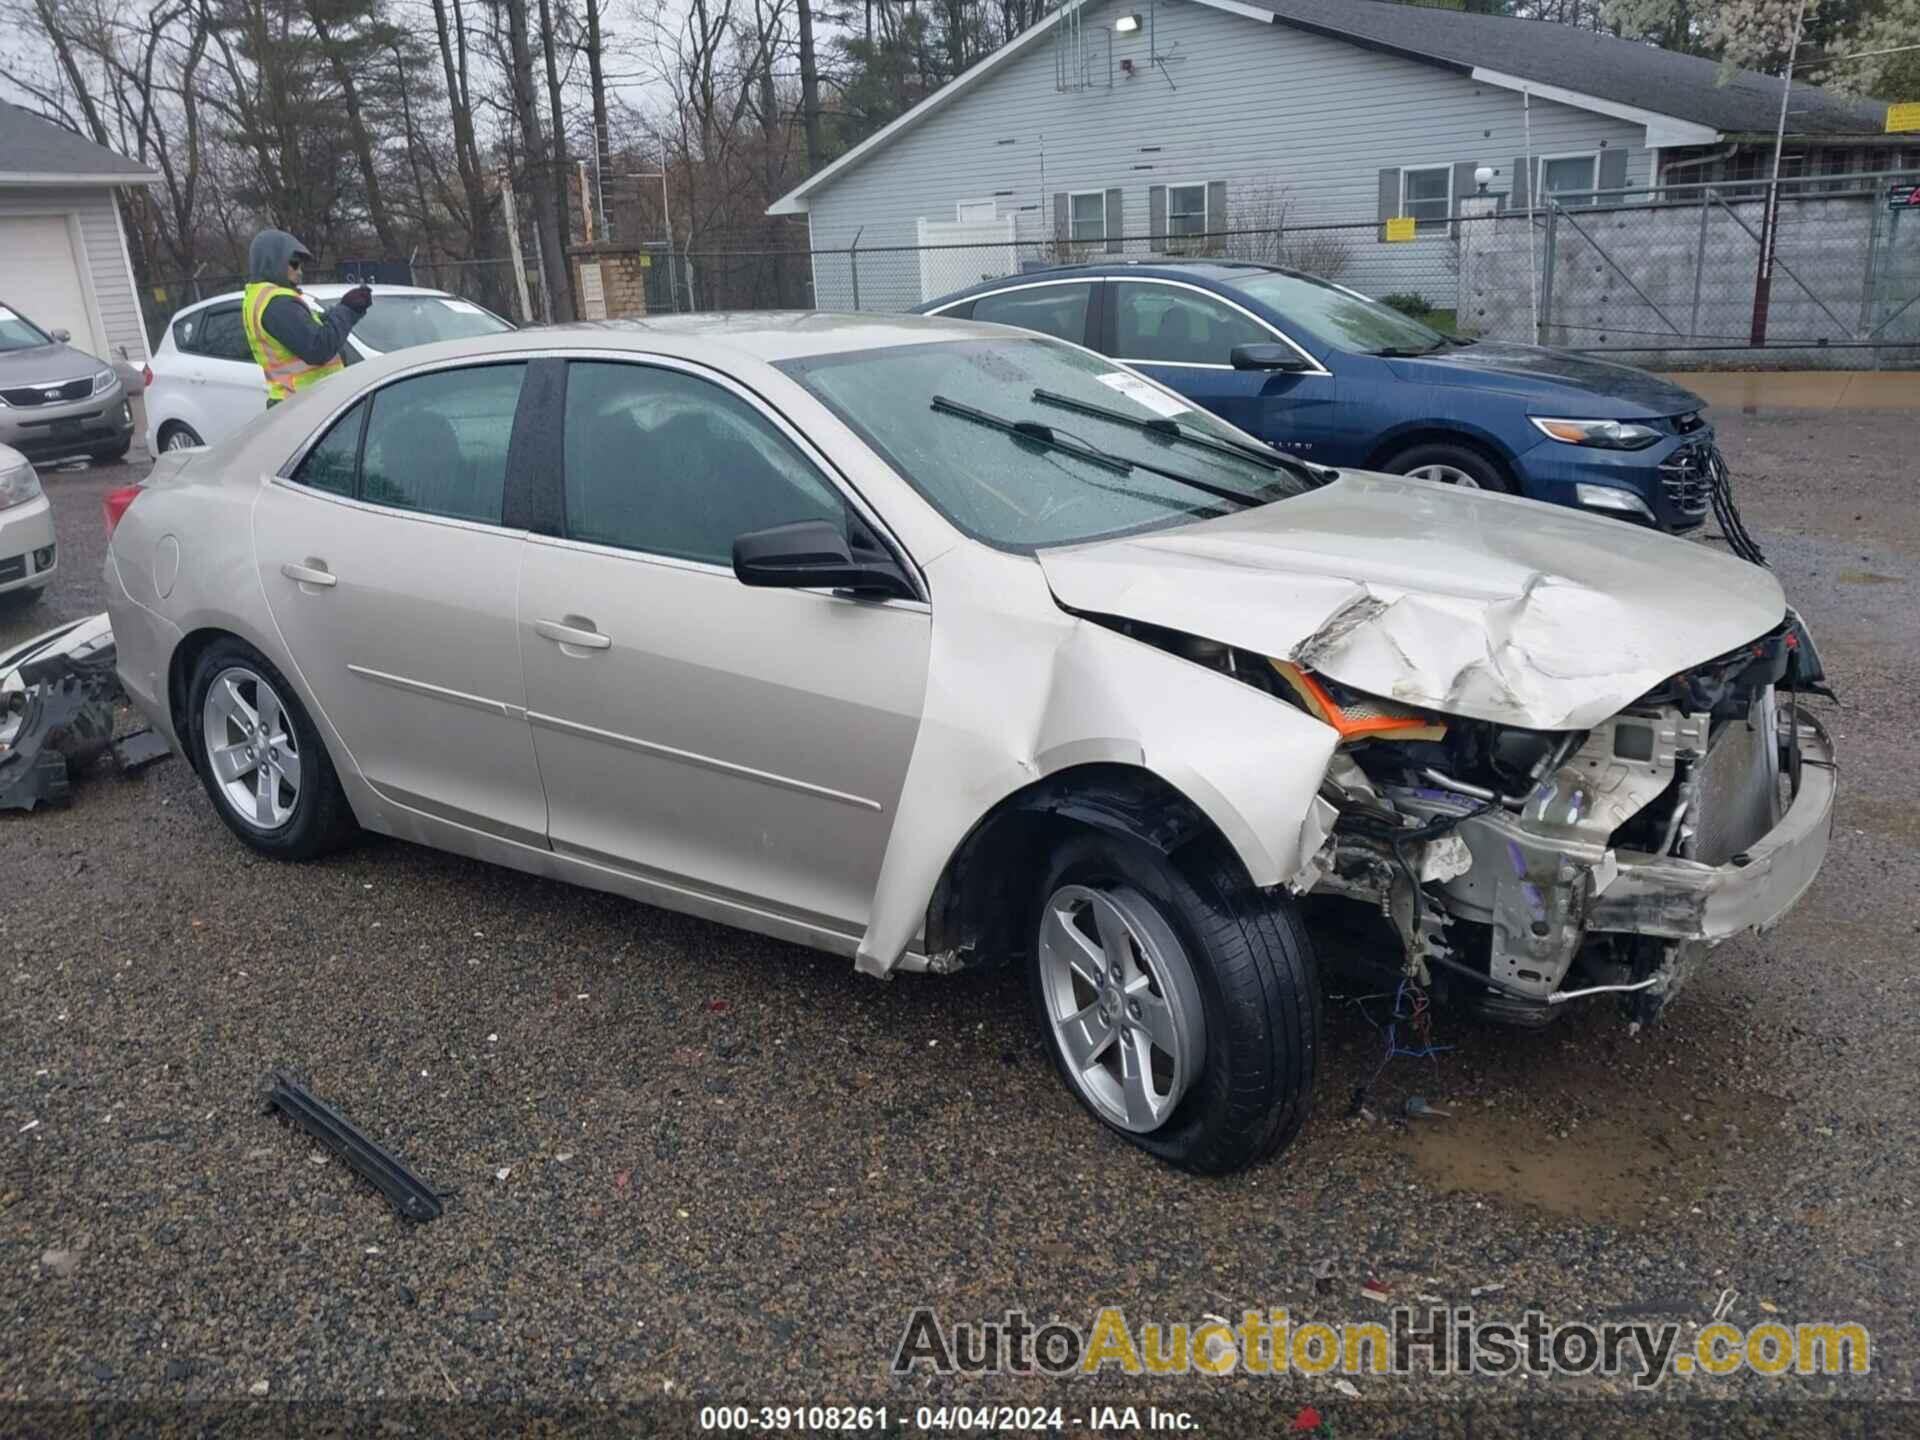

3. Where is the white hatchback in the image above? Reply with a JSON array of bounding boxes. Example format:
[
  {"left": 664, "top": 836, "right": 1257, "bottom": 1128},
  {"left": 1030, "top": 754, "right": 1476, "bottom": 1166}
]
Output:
[{"left": 143, "top": 284, "right": 513, "bottom": 454}]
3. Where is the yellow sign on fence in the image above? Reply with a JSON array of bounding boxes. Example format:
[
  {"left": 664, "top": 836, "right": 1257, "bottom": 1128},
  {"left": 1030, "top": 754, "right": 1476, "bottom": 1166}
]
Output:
[
  {"left": 1889, "top": 102, "right": 1920, "bottom": 133},
  {"left": 1384, "top": 216, "right": 1417, "bottom": 243}
]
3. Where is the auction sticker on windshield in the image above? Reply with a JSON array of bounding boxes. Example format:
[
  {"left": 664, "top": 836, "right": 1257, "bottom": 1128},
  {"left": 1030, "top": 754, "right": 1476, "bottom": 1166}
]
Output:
[
  {"left": 1097, "top": 371, "right": 1189, "bottom": 419},
  {"left": 442, "top": 300, "right": 485, "bottom": 315}
]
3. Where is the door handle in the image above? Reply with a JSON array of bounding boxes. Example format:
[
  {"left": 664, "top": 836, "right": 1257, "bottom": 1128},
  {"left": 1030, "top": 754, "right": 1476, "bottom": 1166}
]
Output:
[
  {"left": 534, "top": 617, "right": 612, "bottom": 651},
  {"left": 281, "top": 560, "right": 337, "bottom": 588}
]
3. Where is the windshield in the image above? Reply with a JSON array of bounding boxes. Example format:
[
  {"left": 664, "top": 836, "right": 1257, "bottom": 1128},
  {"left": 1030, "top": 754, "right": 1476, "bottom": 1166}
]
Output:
[
  {"left": 779, "top": 338, "right": 1312, "bottom": 550},
  {"left": 1232, "top": 270, "right": 1449, "bottom": 354},
  {"left": 0, "top": 304, "right": 54, "bottom": 354},
  {"left": 348, "top": 295, "right": 512, "bottom": 353}
]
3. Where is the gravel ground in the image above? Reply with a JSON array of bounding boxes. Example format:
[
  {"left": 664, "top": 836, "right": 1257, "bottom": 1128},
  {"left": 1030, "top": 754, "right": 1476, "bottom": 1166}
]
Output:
[{"left": 2, "top": 416, "right": 1915, "bottom": 1436}]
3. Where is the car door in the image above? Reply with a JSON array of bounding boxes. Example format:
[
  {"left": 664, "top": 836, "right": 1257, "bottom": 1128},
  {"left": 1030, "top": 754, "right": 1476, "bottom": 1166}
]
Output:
[
  {"left": 191, "top": 301, "right": 270, "bottom": 440},
  {"left": 518, "top": 356, "right": 930, "bottom": 936},
  {"left": 945, "top": 280, "right": 1100, "bottom": 347},
  {"left": 1105, "top": 279, "right": 1336, "bottom": 460},
  {"left": 252, "top": 360, "right": 548, "bottom": 844}
]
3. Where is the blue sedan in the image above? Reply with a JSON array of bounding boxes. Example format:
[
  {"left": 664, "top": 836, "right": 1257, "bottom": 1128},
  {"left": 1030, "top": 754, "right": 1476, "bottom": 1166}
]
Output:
[{"left": 917, "top": 261, "right": 1723, "bottom": 533}]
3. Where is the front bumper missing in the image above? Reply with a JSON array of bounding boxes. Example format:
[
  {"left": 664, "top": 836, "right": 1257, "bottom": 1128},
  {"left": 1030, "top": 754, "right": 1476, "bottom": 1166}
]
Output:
[{"left": 1589, "top": 708, "right": 1835, "bottom": 942}]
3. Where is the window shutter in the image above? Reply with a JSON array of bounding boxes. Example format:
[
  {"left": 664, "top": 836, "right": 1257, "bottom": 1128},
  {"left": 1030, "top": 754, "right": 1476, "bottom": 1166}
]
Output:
[
  {"left": 1148, "top": 184, "right": 1167, "bottom": 243},
  {"left": 1105, "top": 187, "right": 1125, "bottom": 252},
  {"left": 1378, "top": 167, "right": 1399, "bottom": 241},
  {"left": 1452, "top": 160, "right": 1479, "bottom": 214},
  {"left": 1511, "top": 156, "right": 1531, "bottom": 210},
  {"left": 1053, "top": 192, "right": 1069, "bottom": 243},
  {"left": 1598, "top": 147, "right": 1627, "bottom": 197},
  {"left": 1206, "top": 180, "right": 1228, "bottom": 243}
]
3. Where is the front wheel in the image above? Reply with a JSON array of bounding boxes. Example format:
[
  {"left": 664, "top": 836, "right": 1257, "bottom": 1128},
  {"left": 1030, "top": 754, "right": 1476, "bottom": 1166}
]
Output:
[
  {"left": 1383, "top": 440, "right": 1512, "bottom": 493},
  {"left": 188, "top": 639, "right": 356, "bottom": 859},
  {"left": 1029, "top": 830, "right": 1320, "bottom": 1173}
]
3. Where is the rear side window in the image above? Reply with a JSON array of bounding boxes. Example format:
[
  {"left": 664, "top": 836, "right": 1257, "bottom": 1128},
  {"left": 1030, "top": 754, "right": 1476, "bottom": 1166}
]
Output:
[
  {"left": 969, "top": 283, "right": 1093, "bottom": 345},
  {"left": 292, "top": 399, "right": 365, "bottom": 497},
  {"left": 561, "top": 361, "right": 844, "bottom": 566},
  {"left": 359, "top": 364, "right": 525, "bottom": 523},
  {"left": 196, "top": 305, "right": 254, "bottom": 363},
  {"left": 171, "top": 314, "right": 200, "bottom": 353},
  {"left": 1114, "top": 283, "right": 1267, "bottom": 366}
]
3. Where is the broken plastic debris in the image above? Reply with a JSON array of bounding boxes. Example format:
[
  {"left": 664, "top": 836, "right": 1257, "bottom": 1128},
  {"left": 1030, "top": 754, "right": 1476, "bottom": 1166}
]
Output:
[
  {"left": 495, "top": 1167, "right": 512, "bottom": 1182},
  {"left": 1360, "top": 1280, "right": 1390, "bottom": 1303},
  {"left": 249, "top": 1380, "right": 270, "bottom": 1397},
  {"left": 1470, "top": 1282, "right": 1505, "bottom": 1298},
  {"left": 1331, "top": 1378, "right": 1360, "bottom": 1398},
  {"left": 1289, "top": 1408, "right": 1323, "bottom": 1434},
  {"left": 1404, "top": 1096, "right": 1451, "bottom": 1120},
  {"left": 18, "top": 1119, "right": 40, "bottom": 1134},
  {"left": 264, "top": 1073, "right": 445, "bottom": 1223}
]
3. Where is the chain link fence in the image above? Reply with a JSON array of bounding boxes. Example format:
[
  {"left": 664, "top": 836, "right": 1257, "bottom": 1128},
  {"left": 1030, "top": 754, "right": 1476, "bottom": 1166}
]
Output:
[{"left": 648, "top": 169, "right": 1920, "bottom": 369}]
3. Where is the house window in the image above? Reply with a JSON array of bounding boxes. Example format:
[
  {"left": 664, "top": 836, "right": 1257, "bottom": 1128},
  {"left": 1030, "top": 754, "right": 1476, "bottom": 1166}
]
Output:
[
  {"left": 1168, "top": 184, "right": 1208, "bottom": 238},
  {"left": 1069, "top": 191, "right": 1107, "bottom": 243},
  {"left": 1401, "top": 166, "right": 1451, "bottom": 229},
  {"left": 1539, "top": 154, "right": 1598, "bottom": 205}
]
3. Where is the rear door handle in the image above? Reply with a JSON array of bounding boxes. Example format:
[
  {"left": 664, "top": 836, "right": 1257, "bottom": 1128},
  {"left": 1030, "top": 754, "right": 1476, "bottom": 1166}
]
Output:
[
  {"left": 534, "top": 618, "right": 612, "bottom": 651},
  {"left": 281, "top": 560, "right": 337, "bottom": 589}
]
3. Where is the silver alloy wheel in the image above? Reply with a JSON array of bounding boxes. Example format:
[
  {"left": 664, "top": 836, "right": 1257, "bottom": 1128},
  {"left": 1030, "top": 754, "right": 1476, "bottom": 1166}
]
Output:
[
  {"left": 1036, "top": 883, "right": 1206, "bottom": 1133},
  {"left": 201, "top": 665, "right": 302, "bottom": 829},
  {"left": 1404, "top": 463, "right": 1480, "bottom": 489},
  {"left": 163, "top": 428, "right": 199, "bottom": 452}
]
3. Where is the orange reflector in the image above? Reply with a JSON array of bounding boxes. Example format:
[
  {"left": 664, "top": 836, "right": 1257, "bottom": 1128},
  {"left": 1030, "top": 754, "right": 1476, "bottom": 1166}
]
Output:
[{"left": 1269, "top": 661, "right": 1448, "bottom": 743}]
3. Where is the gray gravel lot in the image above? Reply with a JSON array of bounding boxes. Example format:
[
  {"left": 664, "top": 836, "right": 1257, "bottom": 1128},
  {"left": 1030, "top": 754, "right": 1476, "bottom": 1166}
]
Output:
[{"left": 2, "top": 415, "right": 1916, "bottom": 1435}]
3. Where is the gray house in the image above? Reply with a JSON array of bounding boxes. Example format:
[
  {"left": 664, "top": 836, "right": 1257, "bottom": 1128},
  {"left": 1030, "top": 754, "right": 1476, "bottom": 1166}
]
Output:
[
  {"left": 768, "top": 0, "right": 1897, "bottom": 312},
  {"left": 0, "top": 103, "right": 158, "bottom": 367}
]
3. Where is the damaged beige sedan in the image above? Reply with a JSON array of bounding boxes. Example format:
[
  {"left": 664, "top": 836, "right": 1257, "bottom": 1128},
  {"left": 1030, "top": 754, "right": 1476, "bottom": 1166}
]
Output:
[{"left": 101, "top": 316, "right": 1835, "bottom": 1172}]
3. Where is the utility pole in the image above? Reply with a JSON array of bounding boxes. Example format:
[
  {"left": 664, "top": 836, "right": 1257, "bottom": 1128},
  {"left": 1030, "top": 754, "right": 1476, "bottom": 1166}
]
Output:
[
  {"left": 1750, "top": 0, "right": 1809, "bottom": 348},
  {"left": 585, "top": 0, "right": 613, "bottom": 241}
]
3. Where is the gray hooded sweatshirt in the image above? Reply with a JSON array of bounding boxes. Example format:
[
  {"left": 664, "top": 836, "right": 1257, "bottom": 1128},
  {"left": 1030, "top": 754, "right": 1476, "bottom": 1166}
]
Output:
[{"left": 247, "top": 229, "right": 362, "bottom": 367}]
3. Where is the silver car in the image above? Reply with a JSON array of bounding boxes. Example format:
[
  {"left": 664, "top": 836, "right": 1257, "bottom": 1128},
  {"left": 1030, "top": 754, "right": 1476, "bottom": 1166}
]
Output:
[
  {"left": 101, "top": 316, "right": 1835, "bottom": 1171},
  {"left": 0, "top": 300, "right": 134, "bottom": 465}
]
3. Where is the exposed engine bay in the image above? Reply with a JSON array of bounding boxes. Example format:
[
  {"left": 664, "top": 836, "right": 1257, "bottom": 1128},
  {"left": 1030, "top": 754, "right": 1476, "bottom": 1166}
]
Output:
[{"left": 1099, "top": 611, "right": 1837, "bottom": 1027}]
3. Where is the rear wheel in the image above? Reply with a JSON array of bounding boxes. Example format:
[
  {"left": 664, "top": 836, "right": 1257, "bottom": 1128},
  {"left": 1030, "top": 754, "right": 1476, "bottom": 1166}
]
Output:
[
  {"left": 188, "top": 639, "right": 355, "bottom": 859},
  {"left": 158, "top": 423, "right": 203, "bottom": 453},
  {"left": 1029, "top": 829, "right": 1320, "bottom": 1173},
  {"left": 1383, "top": 440, "right": 1512, "bottom": 493}
]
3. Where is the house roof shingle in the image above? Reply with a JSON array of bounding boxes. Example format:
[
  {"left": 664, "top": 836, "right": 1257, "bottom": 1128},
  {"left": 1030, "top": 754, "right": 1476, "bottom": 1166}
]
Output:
[
  {"left": 0, "top": 101, "right": 159, "bottom": 182},
  {"left": 1249, "top": 0, "right": 1889, "bottom": 137}
]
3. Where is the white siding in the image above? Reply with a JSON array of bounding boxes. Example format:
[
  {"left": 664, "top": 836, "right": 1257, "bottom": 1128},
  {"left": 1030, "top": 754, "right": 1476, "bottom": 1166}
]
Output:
[
  {"left": 802, "top": 0, "right": 1650, "bottom": 309},
  {"left": 0, "top": 186, "right": 149, "bottom": 362}
]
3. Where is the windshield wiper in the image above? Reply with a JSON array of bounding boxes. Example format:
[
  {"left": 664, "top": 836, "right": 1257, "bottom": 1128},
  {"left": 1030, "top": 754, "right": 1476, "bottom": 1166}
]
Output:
[
  {"left": 929, "top": 396, "right": 1262, "bottom": 509},
  {"left": 1369, "top": 340, "right": 1451, "bottom": 357},
  {"left": 1030, "top": 388, "right": 1324, "bottom": 488}
]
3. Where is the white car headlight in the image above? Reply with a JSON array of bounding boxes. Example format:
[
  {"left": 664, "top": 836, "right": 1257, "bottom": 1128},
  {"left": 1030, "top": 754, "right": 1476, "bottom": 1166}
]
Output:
[
  {"left": 0, "top": 456, "right": 43, "bottom": 511},
  {"left": 1530, "top": 416, "right": 1662, "bottom": 450},
  {"left": 91, "top": 367, "right": 117, "bottom": 396}
]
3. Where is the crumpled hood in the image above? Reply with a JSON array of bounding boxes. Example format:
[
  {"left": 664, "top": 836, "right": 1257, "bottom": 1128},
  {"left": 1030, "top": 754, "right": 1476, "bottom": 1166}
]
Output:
[
  {"left": 1388, "top": 340, "right": 1706, "bottom": 418},
  {"left": 1037, "top": 472, "right": 1786, "bottom": 731}
]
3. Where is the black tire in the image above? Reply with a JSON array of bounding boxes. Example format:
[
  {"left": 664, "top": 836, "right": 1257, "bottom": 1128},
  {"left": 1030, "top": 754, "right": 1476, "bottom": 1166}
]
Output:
[
  {"left": 187, "top": 638, "right": 356, "bottom": 860},
  {"left": 1029, "top": 828, "right": 1320, "bottom": 1174},
  {"left": 157, "top": 423, "right": 203, "bottom": 453},
  {"left": 1382, "top": 440, "right": 1513, "bottom": 493},
  {"left": 90, "top": 439, "right": 132, "bottom": 464},
  {"left": 1, "top": 584, "right": 46, "bottom": 610}
]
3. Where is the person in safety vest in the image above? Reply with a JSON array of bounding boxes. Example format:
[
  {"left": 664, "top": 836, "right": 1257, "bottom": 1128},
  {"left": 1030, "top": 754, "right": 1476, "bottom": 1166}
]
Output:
[{"left": 242, "top": 229, "right": 372, "bottom": 407}]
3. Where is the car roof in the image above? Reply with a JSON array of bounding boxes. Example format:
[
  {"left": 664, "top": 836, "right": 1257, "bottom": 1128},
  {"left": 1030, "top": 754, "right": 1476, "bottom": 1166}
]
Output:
[
  {"left": 534, "top": 311, "right": 1019, "bottom": 362},
  {"left": 924, "top": 259, "right": 1309, "bottom": 306},
  {"left": 168, "top": 283, "right": 459, "bottom": 320}
]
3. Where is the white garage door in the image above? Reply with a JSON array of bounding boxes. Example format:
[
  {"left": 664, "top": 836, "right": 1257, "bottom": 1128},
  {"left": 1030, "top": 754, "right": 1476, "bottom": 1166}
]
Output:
[{"left": 0, "top": 216, "right": 99, "bottom": 353}]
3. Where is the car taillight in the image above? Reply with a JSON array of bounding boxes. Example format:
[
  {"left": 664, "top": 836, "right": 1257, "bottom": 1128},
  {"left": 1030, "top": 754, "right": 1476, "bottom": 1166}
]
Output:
[
  {"left": 142, "top": 363, "right": 153, "bottom": 388},
  {"left": 103, "top": 484, "right": 143, "bottom": 540}
]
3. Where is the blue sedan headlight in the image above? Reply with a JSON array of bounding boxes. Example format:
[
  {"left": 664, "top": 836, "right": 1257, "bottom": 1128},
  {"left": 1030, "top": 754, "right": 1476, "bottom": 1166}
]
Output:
[{"left": 1530, "top": 416, "right": 1663, "bottom": 450}]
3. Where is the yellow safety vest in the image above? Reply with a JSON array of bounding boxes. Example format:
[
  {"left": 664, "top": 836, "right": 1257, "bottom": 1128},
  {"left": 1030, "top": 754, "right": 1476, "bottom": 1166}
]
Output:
[{"left": 242, "top": 282, "right": 345, "bottom": 403}]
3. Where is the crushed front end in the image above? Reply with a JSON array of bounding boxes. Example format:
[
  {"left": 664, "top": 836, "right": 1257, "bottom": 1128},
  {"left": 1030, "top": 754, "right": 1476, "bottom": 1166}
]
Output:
[
  {"left": 1101, "top": 611, "right": 1836, "bottom": 1026},
  {"left": 1298, "top": 614, "right": 1834, "bottom": 1024}
]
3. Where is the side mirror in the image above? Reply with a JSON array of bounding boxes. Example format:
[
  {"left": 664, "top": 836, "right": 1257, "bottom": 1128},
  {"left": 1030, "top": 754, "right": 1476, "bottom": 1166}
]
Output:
[
  {"left": 733, "top": 518, "right": 915, "bottom": 600},
  {"left": 50, "top": 328, "right": 72, "bottom": 344},
  {"left": 1231, "top": 343, "right": 1311, "bottom": 372}
]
